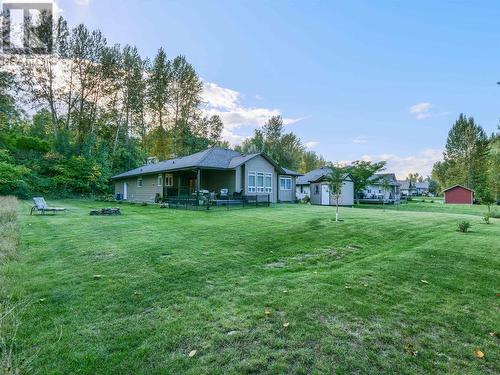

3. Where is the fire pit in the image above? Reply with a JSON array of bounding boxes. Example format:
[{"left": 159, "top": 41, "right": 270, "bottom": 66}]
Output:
[{"left": 89, "top": 207, "right": 121, "bottom": 216}]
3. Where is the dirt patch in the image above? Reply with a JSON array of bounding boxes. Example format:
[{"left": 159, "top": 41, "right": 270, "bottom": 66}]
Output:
[{"left": 264, "top": 261, "right": 287, "bottom": 268}]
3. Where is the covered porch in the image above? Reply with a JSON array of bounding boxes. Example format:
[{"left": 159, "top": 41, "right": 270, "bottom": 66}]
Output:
[{"left": 160, "top": 168, "right": 238, "bottom": 199}]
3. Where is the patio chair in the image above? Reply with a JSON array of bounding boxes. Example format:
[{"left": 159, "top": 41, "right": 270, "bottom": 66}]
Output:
[{"left": 30, "top": 197, "right": 67, "bottom": 215}]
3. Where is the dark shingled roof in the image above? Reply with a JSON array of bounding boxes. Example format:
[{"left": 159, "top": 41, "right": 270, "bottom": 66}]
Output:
[
  {"left": 111, "top": 147, "right": 300, "bottom": 179},
  {"left": 281, "top": 167, "right": 303, "bottom": 176},
  {"left": 296, "top": 166, "right": 350, "bottom": 184},
  {"left": 368, "top": 173, "right": 400, "bottom": 186}
]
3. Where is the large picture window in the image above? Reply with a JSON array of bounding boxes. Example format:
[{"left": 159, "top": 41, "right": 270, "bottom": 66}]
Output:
[
  {"left": 280, "top": 177, "right": 292, "bottom": 190},
  {"left": 165, "top": 174, "right": 173, "bottom": 187},
  {"left": 248, "top": 172, "right": 256, "bottom": 193},
  {"left": 257, "top": 172, "right": 264, "bottom": 192},
  {"left": 264, "top": 173, "right": 272, "bottom": 193}
]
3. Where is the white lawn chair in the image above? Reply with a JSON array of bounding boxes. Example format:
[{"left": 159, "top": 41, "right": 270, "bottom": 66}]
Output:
[{"left": 30, "top": 197, "right": 67, "bottom": 215}]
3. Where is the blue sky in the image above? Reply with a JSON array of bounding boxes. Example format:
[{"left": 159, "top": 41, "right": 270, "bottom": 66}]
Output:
[{"left": 58, "top": 0, "right": 500, "bottom": 177}]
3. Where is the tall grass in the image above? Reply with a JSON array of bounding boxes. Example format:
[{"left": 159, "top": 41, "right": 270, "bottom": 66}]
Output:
[
  {"left": 0, "top": 196, "right": 19, "bottom": 264},
  {"left": 0, "top": 196, "right": 28, "bottom": 375}
]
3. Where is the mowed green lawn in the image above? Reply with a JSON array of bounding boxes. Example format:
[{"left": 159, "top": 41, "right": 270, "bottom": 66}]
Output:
[
  {"left": 3, "top": 200, "right": 500, "bottom": 374},
  {"left": 356, "top": 199, "right": 497, "bottom": 217}
]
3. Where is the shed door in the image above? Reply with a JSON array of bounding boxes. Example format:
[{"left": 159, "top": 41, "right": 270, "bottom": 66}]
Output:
[
  {"left": 321, "top": 184, "right": 330, "bottom": 205},
  {"left": 123, "top": 182, "right": 128, "bottom": 200}
]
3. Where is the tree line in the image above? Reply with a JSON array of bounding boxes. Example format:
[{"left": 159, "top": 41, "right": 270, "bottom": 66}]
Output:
[
  {"left": 0, "top": 14, "right": 325, "bottom": 197},
  {"left": 432, "top": 114, "right": 499, "bottom": 204}
]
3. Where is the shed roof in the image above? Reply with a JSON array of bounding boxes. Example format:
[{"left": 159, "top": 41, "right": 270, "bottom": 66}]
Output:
[{"left": 443, "top": 184, "right": 474, "bottom": 193}]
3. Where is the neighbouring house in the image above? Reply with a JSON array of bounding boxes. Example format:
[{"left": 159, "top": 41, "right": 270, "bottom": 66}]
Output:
[
  {"left": 111, "top": 147, "right": 302, "bottom": 203},
  {"left": 443, "top": 185, "right": 474, "bottom": 204},
  {"left": 398, "top": 180, "right": 416, "bottom": 197},
  {"left": 359, "top": 173, "right": 401, "bottom": 203},
  {"left": 415, "top": 181, "right": 430, "bottom": 196},
  {"left": 295, "top": 166, "right": 354, "bottom": 206}
]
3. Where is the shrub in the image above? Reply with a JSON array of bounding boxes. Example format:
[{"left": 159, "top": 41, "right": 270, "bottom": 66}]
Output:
[
  {"left": 430, "top": 200, "right": 434, "bottom": 203},
  {"left": 141, "top": 202, "right": 148, "bottom": 206},
  {"left": 483, "top": 213, "right": 491, "bottom": 224},
  {"left": 302, "top": 195, "right": 310, "bottom": 204},
  {"left": 458, "top": 221, "right": 471, "bottom": 233}
]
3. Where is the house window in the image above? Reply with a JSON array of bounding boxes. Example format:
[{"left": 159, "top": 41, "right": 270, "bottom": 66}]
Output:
[
  {"left": 257, "top": 172, "right": 265, "bottom": 192},
  {"left": 157, "top": 175, "right": 163, "bottom": 186},
  {"left": 137, "top": 177, "right": 143, "bottom": 187},
  {"left": 165, "top": 174, "right": 173, "bottom": 187},
  {"left": 264, "top": 173, "right": 272, "bottom": 193},
  {"left": 248, "top": 172, "right": 256, "bottom": 193},
  {"left": 280, "top": 177, "right": 292, "bottom": 190},
  {"left": 315, "top": 185, "right": 319, "bottom": 194}
]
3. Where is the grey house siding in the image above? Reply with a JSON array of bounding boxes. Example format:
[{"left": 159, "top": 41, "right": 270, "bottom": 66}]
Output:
[
  {"left": 309, "top": 180, "right": 354, "bottom": 206},
  {"left": 329, "top": 180, "right": 354, "bottom": 206},
  {"left": 278, "top": 175, "right": 296, "bottom": 202},
  {"left": 243, "top": 155, "right": 277, "bottom": 203},
  {"left": 115, "top": 174, "right": 163, "bottom": 202},
  {"left": 234, "top": 166, "right": 242, "bottom": 193}
]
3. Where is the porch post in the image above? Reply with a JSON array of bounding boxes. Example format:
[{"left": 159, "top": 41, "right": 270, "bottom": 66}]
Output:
[
  {"left": 162, "top": 173, "right": 166, "bottom": 201},
  {"left": 177, "top": 174, "right": 181, "bottom": 197},
  {"left": 196, "top": 169, "right": 201, "bottom": 196}
]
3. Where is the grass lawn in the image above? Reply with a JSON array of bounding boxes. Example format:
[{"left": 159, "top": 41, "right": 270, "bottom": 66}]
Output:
[
  {"left": 356, "top": 199, "right": 497, "bottom": 217},
  {"left": 2, "top": 199, "right": 499, "bottom": 374}
]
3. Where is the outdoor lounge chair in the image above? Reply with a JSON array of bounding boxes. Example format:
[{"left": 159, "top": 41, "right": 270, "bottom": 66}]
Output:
[{"left": 30, "top": 197, "right": 67, "bottom": 215}]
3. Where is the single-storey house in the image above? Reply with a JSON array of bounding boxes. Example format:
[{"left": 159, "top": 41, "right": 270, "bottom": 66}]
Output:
[
  {"left": 359, "top": 173, "right": 401, "bottom": 203},
  {"left": 111, "top": 147, "right": 301, "bottom": 203},
  {"left": 296, "top": 166, "right": 354, "bottom": 206},
  {"left": 443, "top": 185, "right": 474, "bottom": 204}
]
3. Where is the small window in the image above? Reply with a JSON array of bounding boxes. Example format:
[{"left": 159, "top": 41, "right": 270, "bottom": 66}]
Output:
[
  {"left": 280, "top": 177, "right": 292, "bottom": 190},
  {"left": 248, "top": 172, "right": 256, "bottom": 193},
  {"left": 315, "top": 185, "right": 319, "bottom": 194},
  {"left": 264, "top": 173, "right": 272, "bottom": 193},
  {"left": 157, "top": 175, "right": 163, "bottom": 186},
  {"left": 165, "top": 174, "right": 173, "bottom": 187},
  {"left": 137, "top": 177, "right": 143, "bottom": 187}
]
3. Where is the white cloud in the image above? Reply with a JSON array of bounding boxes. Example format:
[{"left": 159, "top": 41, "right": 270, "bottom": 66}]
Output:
[
  {"left": 409, "top": 102, "right": 432, "bottom": 120},
  {"left": 305, "top": 141, "right": 318, "bottom": 150},
  {"left": 353, "top": 136, "right": 368, "bottom": 144},
  {"left": 201, "top": 81, "right": 304, "bottom": 145},
  {"left": 360, "top": 148, "right": 443, "bottom": 179}
]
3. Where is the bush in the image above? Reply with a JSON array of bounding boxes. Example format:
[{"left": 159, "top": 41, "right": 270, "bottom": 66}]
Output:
[
  {"left": 430, "top": 200, "right": 434, "bottom": 203},
  {"left": 483, "top": 213, "right": 491, "bottom": 224},
  {"left": 302, "top": 195, "right": 310, "bottom": 204},
  {"left": 141, "top": 202, "right": 148, "bottom": 206},
  {"left": 458, "top": 221, "right": 471, "bottom": 233}
]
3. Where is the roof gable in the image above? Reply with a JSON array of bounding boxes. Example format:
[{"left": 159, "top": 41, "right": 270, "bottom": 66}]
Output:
[{"left": 443, "top": 184, "right": 474, "bottom": 193}]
